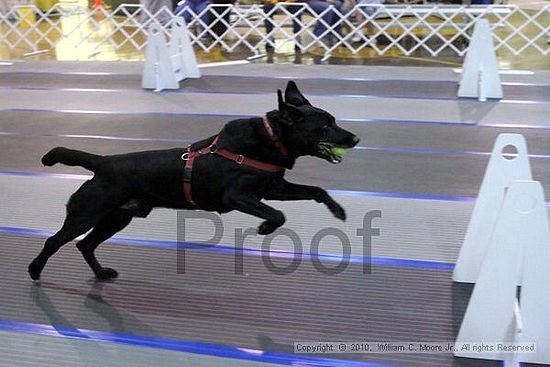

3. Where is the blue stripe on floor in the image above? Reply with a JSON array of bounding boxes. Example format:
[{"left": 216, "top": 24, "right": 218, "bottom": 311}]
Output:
[
  {"left": 3, "top": 107, "right": 255, "bottom": 119},
  {"left": 2, "top": 131, "right": 550, "bottom": 160},
  {"left": 3, "top": 70, "right": 548, "bottom": 86},
  {"left": 354, "top": 146, "right": 550, "bottom": 160},
  {"left": 3, "top": 108, "right": 550, "bottom": 130},
  {"left": 4, "top": 85, "right": 548, "bottom": 105},
  {"left": 0, "top": 226, "right": 456, "bottom": 271},
  {"left": 0, "top": 169, "right": 478, "bottom": 203},
  {"left": 0, "top": 320, "right": 404, "bottom": 367},
  {"left": 0, "top": 131, "right": 192, "bottom": 143},
  {"left": 338, "top": 118, "right": 550, "bottom": 130},
  {"left": 2, "top": 170, "right": 549, "bottom": 207},
  {"left": 183, "top": 73, "right": 550, "bottom": 87},
  {"left": 0, "top": 170, "right": 91, "bottom": 180},
  {"left": 326, "top": 189, "right": 475, "bottom": 203}
]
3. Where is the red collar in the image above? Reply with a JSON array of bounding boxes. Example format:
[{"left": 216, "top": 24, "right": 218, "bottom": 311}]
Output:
[{"left": 262, "top": 116, "right": 289, "bottom": 157}]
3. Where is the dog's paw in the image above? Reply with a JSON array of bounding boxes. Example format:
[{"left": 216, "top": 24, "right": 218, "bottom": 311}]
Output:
[
  {"left": 327, "top": 202, "right": 346, "bottom": 221},
  {"left": 95, "top": 268, "right": 119, "bottom": 281},
  {"left": 258, "top": 221, "right": 281, "bottom": 235},
  {"left": 28, "top": 260, "right": 42, "bottom": 281},
  {"left": 258, "top": 213, "right": 285, "bottom": 235}
]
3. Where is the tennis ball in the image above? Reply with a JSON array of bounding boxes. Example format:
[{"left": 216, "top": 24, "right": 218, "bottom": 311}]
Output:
[{"left": 331, "top": 147, "right": 347, "bottom": 158}]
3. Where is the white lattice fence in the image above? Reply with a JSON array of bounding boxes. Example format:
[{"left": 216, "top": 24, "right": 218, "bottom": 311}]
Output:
[{"left": 0, "top": 3, "right": 548, "bottom": 59}]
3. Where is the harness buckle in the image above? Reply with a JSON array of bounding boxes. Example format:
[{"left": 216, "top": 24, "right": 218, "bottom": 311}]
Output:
[
  {"left": 209, "top": 144, "right": 218, "bottom": 154},
  {"left": 236, "top": 155, "right": 244, "bottom": 164}
]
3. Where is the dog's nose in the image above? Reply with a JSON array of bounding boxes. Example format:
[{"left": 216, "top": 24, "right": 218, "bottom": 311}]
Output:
[{"left": 351, "top": 135, "right": 360, "bottom": 146}]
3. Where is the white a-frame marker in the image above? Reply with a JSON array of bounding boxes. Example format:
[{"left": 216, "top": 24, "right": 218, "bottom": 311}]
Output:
[
  {"left": 453, "top": 134, "right": 532, "bottom": 284},
  {"left": 458, "top": 19, "right": 503, "bottom": 101}
]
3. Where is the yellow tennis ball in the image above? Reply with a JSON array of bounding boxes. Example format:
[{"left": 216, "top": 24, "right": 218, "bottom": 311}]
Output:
[{"left": 331, "top": 147, "right": 347, "bottom": 158}]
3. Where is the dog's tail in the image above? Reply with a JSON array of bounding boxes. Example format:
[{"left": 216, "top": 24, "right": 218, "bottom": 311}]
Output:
[{"left": 42, "top": 147, "right": 103, "bottom": 172}]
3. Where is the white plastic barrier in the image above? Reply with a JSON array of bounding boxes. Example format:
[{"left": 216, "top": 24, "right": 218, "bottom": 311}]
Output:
[
  {"left": 458, "top": 19, "right": 503, "bottom": 101},
  {"left": 454, "top": 180, "right": 550, "bottom": 365},
  {"left": 453, "top": 134, "right": 532, "bottom": 284},
  {"left": 142, "top": 17, "right": 200, "bottom": 92}
]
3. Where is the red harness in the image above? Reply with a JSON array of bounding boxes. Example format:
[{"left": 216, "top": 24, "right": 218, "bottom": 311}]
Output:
[{"left": 183, "top": 116, "right": 288, "bottom": 206}]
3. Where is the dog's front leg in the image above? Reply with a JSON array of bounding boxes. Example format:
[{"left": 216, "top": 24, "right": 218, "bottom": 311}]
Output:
[
  {"left": 265, "top": 180, "right": 346, "bottom": 221},
  {"left": 224, "top": 194, "right": 285, "bottom": 235}
]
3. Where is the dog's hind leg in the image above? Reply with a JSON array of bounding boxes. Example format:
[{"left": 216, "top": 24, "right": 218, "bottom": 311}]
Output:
[
  {"left": 76, "top": 209, "right": 133, "bottom": 281},
  {"left": 28, "top": 215, "right": 95, "bottom": 280},
  {"left": 28, "top": 180, "right": 124, "bottom": 280}
]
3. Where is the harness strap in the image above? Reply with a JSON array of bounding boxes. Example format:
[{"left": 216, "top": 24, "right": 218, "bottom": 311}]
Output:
[
  {"left": 183, "top": 140, "right": 217, "bottom": 205},
  {"left": 215, "top": 149, "right": 284, "bottom": 173},
  {"left": 183, "top": 134, "right": 285, "bottom": 206},
  {"left": 183, "top": 152, "right": 197, "bottom": 205}
]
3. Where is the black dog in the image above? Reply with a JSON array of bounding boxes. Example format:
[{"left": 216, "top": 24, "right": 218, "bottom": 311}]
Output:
[{"left": 28, "top": 81, "right": 359, "bottom": 281}]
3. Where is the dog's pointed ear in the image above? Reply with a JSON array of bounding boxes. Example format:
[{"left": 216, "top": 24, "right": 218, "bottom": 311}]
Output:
[
  {"left": 284, "top": 81, "right": 310, "bottom": 106},
  {"left": 278, "top": 89, "right": 303, "bottom": 125}
]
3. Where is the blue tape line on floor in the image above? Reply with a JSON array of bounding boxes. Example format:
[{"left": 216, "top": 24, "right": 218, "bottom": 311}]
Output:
[
  {"left": 3, "top": 70, "right": 549, "bottom": 86},
  {"left": 2, "top": 131, "right": 550, "bottom": 160},
  {"left": 0, "top": 226, "right": 455, "bottom": 271},
  {"left": 0, "top": 320, "right": 404, "bottom": 367},
  {"left": 3, "top": 108, "right": 550, "bottom": 129},
  {"left": 326, "top": 189, "right": 476, "bottom": 203},
  {"left": 0, "top": 169, "right": 475, "bottom": 201},
  {"left": 0, "top": 170, "right": 91, "bottom": 180},
  {"left": 2, "top": 170, "right": 549, "bottom": 208},
  {"left": 5, "top": 85, "right": 549, "bottom": 105}
]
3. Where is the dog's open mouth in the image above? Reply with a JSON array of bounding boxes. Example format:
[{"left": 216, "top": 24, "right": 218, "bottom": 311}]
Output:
[{"left": 316, "top": 143, "right": 347, "bottom": 164}]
